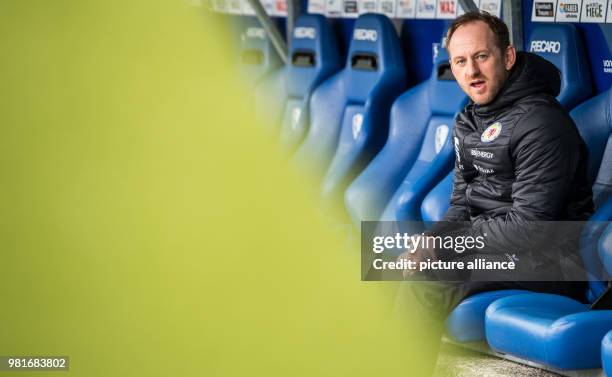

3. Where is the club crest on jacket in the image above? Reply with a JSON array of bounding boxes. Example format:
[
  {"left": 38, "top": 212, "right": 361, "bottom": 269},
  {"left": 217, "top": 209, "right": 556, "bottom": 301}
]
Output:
[{"left": 481, "top": 122, "right": 502, "bottom": 142}]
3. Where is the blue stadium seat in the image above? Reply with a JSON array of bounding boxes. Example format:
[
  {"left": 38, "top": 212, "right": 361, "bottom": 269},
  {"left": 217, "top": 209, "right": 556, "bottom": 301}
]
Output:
[
  {"left": 445, "top": 289, "right": 531, "bottom": 343},
  {"left": 344, "top": 34, "right": 466, "bottom": 226},
  {"left": 484, "top": 89, "right": 612, "bottom": 370},
  {"left": 238, "top": 17, "right": 282, "bottom": 89},
  {"left": 376, "top": 51, "right": 465, "bottom": 221},
  {"left": 420, "top": 171, "right": 453, "bottom": 222},
  {"left": 292, "top": 14, "right": 406, "bottom": 196},
  {"left": 255, "top": 15, "right": 341, "bottom": 147},
  {"left": 417, "top": 24, "right": 596, "bottom": 343},
  {"left": 602, "top": 323, "right": 612, "bottom": 375},
  {"left": 527, "top": 24, "right": 592, "bottom": 110},
  {"left": 572, "top": 90, "right": 612, "bottom": 208}
]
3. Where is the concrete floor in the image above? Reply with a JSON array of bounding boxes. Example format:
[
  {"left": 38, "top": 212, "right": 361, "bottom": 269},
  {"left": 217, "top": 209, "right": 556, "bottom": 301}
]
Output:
[{"left": 433, "top": 342, "right": 563, "bottom": 377}]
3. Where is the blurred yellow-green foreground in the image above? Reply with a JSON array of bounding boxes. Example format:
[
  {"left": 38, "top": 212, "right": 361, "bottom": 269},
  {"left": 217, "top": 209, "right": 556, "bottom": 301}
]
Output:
[{"left": 0, "top": 1, "right": 437, "bottom": 376}]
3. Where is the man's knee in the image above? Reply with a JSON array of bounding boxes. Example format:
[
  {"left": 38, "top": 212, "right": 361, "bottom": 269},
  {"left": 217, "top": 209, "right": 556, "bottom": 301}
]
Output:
[{"left": 395, "top": 281, "right": 466, "bottom": 321}]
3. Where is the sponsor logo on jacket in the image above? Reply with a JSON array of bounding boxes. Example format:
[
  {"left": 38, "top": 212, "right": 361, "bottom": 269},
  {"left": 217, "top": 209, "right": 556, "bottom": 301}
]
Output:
[
  {"left": 473, "top": 163, "right": 495, "bottom": 174},
  {"left": 470, "top": 149, "right": 494, "bottom": 159},
  {"left": 454, "top": 136, "right": 464, "bottom": 170}
]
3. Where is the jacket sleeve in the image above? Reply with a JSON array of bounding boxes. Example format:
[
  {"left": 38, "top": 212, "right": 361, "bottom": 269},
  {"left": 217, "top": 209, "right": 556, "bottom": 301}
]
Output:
[
  {"left": 427, "top": 130, "right": 471, "bottom": 236},
  {"left": 467, "top": 106, "right": 582, "bottom": 253},
  {"left": 442, "top": 126, "right": 473, "bottom": 222},
  {"left": 443, "top": 165, "right": 471, "bottom": 221}
]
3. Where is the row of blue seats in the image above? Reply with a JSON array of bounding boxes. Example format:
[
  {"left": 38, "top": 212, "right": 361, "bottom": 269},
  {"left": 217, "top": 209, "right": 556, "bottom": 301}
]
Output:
[
  {"left": 239, "top": 13, "right": 612, "bottom": 373},
  {"left": 241, "top": 13, "right": 596, "bottom": 222}
]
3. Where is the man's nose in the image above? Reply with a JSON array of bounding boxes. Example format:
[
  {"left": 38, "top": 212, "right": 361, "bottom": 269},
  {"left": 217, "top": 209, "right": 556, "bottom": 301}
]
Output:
[{"left": 466, "top": 59, "right": 480, "bottom": 78}]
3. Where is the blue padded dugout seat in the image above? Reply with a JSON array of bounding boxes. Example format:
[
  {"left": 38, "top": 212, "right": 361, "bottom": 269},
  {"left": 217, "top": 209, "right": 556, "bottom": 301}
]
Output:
[
  {"left": 485, "top": 220, "right": 612, "bottom": 369},
  {"left": 254, "top": 15, "right": 341, "bottom": 147},
  {"left": 484, "top": 89, "right": 612, "bottom": 370},
  {"left": 420, "top": 171, "right": 454, "bottom": 222},
  {"left": 238, "top": 17, "right": 282, "bottom": 89},
  {"left": 603, "top": 328, "right": 612, "bottom": 374},
  {"left": 417, "top": 24, "right": 596, "bottom": 343},
  {"left": 292, "top": 14, "right": 406, "bottom": 195},
  {"left": 344, "top": 35, "right": 466, "bottom": 226},
  {"left": 602, "top": 319, "right": 612, "bottom": 375},
  {"left": 527, "top": 24, "right": 592, "bottom": 110},
  {"left": 572, "top": 90, "right": 612, "bottom": 208}
]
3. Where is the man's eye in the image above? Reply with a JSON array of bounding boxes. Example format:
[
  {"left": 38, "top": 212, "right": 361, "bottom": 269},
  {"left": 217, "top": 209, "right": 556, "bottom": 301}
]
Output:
[
  {"left": 455, "top": 59, "right": 465, "bottom": 66},
  {"left": 477, "top": 54, "right": 488, "bottom": 61}
]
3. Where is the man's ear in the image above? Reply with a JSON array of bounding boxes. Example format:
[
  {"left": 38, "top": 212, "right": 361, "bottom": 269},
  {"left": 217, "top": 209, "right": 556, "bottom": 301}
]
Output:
[{"left": 504, "top": 45, "right": 517, "bottom": 71}]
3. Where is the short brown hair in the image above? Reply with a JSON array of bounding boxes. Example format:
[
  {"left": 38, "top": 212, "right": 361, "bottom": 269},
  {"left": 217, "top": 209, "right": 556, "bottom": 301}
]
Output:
[{"left": 445, "top": 11, "right": 510, "bottom": 54}]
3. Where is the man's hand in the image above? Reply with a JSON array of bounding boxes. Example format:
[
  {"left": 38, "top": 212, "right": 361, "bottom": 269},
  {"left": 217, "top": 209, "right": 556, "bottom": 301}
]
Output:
[{"left": 396, "top": 235, "right": 438, "bottom": 278}]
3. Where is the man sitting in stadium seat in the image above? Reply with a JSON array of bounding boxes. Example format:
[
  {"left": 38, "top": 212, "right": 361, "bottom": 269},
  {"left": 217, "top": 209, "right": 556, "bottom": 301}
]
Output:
[{"left": 395, "top": 11, "right": 593, "bottom": 375}]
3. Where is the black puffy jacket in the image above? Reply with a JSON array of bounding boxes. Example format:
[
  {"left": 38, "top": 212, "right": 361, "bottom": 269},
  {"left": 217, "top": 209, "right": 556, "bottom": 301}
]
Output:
[{"left": 443, "top": 52, "right": 593, "bottom": 251}]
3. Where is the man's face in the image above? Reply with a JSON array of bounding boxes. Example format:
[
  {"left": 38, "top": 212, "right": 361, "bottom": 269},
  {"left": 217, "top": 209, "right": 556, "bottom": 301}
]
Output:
[{"left": 447, "top": 21, "right": 515, "bottom": 105}]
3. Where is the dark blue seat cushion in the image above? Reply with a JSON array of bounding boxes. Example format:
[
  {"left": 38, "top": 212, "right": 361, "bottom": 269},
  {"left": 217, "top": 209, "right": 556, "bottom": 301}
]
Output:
[
  {"left": 445, "top": 290, "right": 529, "bottom": 343},
  {"left": 601, "top": 330, "right": 612, "bottom": 375},
  {"left": 485, "top": 293, "right": 612, "bottom": 369}
]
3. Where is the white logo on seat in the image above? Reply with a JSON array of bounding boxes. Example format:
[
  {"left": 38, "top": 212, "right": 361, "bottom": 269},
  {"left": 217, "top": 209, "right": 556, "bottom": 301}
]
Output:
[
  {"left": 245, "top": 27, "right": 266, "bottom": 40},
  {"left": 353, "top": 29, "right": 378, "bottom": 42},
  {"left": 529, "top": 40, "right": 561, "bottom": 54},
  {"left": 481, "top": 122, "right": 502, "bottom": 142},
  {"left": 435, "top": 124, "right": 449, "bottom": 154},
  {"left": 294, "top": 27, "right": 316, "bottom": 39},
  {"left": 352, "top": 113, "right": 363, "bottom": 140},
  {"left": 291, "top": 107, "right": 301, "bottom": 129}
]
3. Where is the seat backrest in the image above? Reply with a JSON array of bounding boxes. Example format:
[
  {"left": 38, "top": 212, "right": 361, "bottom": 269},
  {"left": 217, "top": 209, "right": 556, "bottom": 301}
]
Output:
[
  {"left": 599, "top": 220, "right": 612, "bottom": 279},
  {"left": 376, "top": 37, "right": 466, "bottom": 221},
  {"left": 582, "top": 198, "right": 612, "bottom": 302},
  {"left": 527, "top": 24, "right": 592, "bottom": 110},
  {"left": 320, "top": 14, "right": 407, "bottom": 205},
  {"left": 277, "top": 15, "right": 341, "bottom": 153},
  {"left": 420, "top": 170, "right": 454, "bottom": 222},
  {"left": 573, "top": 89, "right": 612, "bottom": 302},
  {"left": 420, "top": 24, "right": 596, "bottom": 222},
  {"left": 345, "top": 33, "right": 466, "bottom": 224},
  {"left": 292, "top": 14, "right": 405, "bottom": 188},
  {"left": 571, "top": 89, "right": 612, "bottom": 208},
  {"left": 238, "top": 17, "right": 282, "bottom": 88}
]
